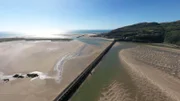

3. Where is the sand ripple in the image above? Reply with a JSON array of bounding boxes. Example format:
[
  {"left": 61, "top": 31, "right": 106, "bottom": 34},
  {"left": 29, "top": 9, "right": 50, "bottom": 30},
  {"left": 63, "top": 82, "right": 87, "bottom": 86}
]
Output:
[
  {"left": 120, "top": 46, "right": 179, "bottom": 101},
  {"left": 99, "top": 80, "right": 132, "bottom": 101}
]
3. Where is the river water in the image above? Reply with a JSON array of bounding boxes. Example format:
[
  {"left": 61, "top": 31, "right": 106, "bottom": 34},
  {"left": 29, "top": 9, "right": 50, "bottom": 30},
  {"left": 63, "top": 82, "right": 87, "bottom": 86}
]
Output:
[{"left": 70, "top": 42, "right": 139, "bottom": 101}]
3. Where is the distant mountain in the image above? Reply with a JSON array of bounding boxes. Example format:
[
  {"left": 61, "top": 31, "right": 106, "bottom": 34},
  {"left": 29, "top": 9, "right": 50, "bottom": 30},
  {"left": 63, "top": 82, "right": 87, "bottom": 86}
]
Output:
[{"left": 104, "top": 20, "right": 180, "bottom": 45}]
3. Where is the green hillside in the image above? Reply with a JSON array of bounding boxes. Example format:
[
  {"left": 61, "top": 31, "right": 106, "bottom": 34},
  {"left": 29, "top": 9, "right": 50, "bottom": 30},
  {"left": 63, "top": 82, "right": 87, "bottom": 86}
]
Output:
[
  {"left": 162, "top": 21, "right": 180, "bottom": 45},
  {"left": 105, "top": 20, "right": 180, "bottom": 45}
]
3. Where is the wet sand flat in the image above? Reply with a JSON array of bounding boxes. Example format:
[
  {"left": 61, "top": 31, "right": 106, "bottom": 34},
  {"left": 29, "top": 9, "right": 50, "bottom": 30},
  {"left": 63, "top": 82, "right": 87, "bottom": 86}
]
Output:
[
  {"left": 0, "top": 40, "right": 83, "bottom": 74},
  {"left": 120, "top": 44, "right": 180, "bottom": 101},
  {"left": 0, "top": 39, "right": 111, "bottom": 101}
]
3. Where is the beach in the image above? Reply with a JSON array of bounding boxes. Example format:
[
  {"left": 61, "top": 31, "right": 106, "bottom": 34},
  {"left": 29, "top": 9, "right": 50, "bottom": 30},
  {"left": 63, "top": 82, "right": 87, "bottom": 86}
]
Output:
[
  {"left": 1, "top": 38, "right": 180, "bottom": 101},
  {"left": 0, "top": 37, "right": 111, "bottom": 101}
]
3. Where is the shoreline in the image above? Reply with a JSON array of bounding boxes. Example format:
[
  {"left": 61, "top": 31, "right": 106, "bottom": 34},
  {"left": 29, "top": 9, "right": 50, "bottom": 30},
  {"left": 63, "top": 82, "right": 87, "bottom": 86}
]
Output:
[{"left": 0, "top": 37, "right": 72, "bottom": 43}]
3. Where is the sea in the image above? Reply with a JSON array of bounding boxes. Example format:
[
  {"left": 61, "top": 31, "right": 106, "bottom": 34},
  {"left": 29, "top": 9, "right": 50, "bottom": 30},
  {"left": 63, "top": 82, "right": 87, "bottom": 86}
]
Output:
[{"left": 0, "top": 30, "right": 110, "bottom": 38}]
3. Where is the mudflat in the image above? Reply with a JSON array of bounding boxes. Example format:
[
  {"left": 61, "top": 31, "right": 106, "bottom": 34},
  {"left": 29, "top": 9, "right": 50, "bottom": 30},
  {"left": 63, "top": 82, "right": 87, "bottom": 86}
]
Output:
[{"left": 0, "top": 39, "right": 111, "bottom": 101}]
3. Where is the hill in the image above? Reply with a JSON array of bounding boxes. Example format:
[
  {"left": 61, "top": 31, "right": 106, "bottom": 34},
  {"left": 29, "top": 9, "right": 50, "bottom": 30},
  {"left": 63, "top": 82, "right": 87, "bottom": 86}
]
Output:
[
  {"left": 161, "top": 21, "right": 180, "bottom": 45},
  {"left": 104, "top": 20, "right": 180, "bottom": 45}
]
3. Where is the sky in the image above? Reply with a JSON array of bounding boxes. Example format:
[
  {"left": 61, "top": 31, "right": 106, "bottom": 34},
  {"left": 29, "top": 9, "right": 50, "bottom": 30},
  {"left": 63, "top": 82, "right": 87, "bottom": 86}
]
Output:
[{"left": 0, "top": 0, "right": 180, "bottom": 34}]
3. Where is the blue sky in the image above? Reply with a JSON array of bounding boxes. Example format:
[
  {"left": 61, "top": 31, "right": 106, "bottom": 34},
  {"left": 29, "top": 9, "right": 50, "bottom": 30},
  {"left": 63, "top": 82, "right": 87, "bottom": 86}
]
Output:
[{"left": 0, "top": 0, "right": 180, "bottom": 34}]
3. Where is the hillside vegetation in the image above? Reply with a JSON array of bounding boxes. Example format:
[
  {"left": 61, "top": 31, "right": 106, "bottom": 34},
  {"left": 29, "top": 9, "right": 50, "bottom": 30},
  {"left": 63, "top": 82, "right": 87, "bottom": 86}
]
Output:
[
  {"left": 105, "top": 21, "right": 180, "bottom": 45},
  {"left": 162, "top": 21, "right": 180, "bottom": 45}
]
